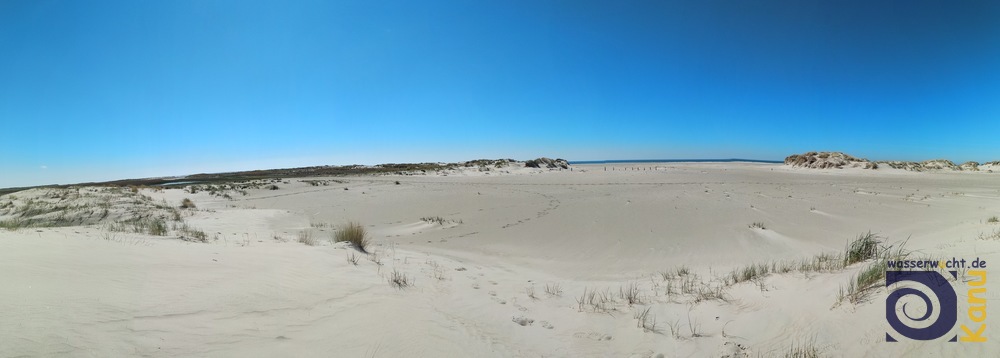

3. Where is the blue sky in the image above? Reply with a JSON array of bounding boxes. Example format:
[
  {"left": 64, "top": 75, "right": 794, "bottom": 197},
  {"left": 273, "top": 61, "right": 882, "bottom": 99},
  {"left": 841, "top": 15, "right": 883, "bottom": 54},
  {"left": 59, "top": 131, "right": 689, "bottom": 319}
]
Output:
[{"left": 2, "top": 1, "right": 999, "bottom": 187}]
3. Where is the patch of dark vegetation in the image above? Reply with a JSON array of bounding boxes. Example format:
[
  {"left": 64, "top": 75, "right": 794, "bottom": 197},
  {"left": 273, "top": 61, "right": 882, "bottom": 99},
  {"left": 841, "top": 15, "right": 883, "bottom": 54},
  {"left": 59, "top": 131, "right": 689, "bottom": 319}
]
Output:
[
  {"left": 524, "top": 157, "right": 570, "bottom": 169},
  {"left": 0, "top": 158, "right": 569, "bottom": 195}
]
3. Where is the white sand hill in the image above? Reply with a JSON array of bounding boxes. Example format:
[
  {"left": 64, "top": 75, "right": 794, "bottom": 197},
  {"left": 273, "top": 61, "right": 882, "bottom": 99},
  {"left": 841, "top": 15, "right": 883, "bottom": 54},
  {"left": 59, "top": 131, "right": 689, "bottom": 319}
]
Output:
[{"left": 2, "top": 162, "right": 998, "bottom": 357}]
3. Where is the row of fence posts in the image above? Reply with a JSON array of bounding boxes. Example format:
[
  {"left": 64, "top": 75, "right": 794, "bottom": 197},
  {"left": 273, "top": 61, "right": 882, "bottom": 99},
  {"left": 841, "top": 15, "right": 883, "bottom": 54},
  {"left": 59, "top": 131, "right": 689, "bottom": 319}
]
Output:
[{"left": 604, "top": 166, "right": 661, "bottom": 171}]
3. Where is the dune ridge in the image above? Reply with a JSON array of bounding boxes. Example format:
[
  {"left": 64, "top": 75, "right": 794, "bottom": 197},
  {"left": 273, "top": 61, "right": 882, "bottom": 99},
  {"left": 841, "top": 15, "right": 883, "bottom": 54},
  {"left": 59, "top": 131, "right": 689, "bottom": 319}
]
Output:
[
  {"left": 785, "top": 151, "right": 1000, "bottom": 172},
  {"left": 3, "top": 160, "right": 999, "bottom": 357}
]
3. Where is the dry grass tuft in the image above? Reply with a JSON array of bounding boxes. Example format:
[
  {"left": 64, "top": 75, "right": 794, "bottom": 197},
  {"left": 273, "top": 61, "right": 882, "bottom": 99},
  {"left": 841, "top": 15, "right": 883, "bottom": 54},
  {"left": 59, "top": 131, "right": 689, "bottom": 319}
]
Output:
[
  {"left": 544, "top": 283, "right": 562, "bottom": 296},
  {"left": 634, "top": 307, "right": 659, "bottom": 333},
  {"left": 388, "top": 269, "right": 412, "bottom": 289},
  {"left": 334, "top": 221, "right": 370, "bottom": 253},
  {"left": 619, "top": 282, "right": 642, "bottom": 305},
  {"left": 298, "top": 230, "right": 317, "bottom": 246},
  {"left": 780, "top": 338, "right": 823, "bottom": 358}
]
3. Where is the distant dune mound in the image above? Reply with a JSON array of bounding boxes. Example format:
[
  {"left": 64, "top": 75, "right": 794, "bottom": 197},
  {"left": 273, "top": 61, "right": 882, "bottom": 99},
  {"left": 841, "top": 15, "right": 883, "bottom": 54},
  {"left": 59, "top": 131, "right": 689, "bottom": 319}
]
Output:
[
  {"left": 919, "top": 159, "right": 959, "bottom": 170},
  {"left": 878, "top": 159, "right": 963, "bottom": 172},
  {"left": 980, "top": 161, "right": 1000, "bottom": 173},
  {"left": 784, "top": 152, "right": 877, "bottom": 169},
  {"left": 786, "top": 152, "right": 1000, "bottom": 172},
  {"left": 524, "top": 157, "right": 570, "bottom": 169},
  {"left": 462, "top": 159, "right": 516, "bottom": 168},
  {"left": 960, "top": 161, "right": 980, "bottom": 171}
]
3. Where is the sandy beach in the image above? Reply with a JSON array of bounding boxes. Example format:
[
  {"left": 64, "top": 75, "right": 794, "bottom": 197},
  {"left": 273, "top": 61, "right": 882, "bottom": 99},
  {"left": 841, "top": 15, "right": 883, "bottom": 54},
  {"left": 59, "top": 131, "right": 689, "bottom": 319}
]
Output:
[{"left": 2, "top": 162, "right": 997, "bottom": 357}]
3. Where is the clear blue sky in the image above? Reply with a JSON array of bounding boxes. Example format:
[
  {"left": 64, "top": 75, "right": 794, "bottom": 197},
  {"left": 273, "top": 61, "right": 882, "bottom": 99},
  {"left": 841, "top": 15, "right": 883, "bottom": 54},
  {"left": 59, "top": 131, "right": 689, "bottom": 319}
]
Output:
[{"left": 2, "top": 1, "right": 999, "bottom": 187}]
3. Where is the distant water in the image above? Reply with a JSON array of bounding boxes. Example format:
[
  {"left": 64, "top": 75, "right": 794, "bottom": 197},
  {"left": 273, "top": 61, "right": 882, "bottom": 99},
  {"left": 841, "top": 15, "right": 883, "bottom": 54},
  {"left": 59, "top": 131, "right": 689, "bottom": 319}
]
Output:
[{"left": 569, "top": 159, "right": 783, "bottom": 164}]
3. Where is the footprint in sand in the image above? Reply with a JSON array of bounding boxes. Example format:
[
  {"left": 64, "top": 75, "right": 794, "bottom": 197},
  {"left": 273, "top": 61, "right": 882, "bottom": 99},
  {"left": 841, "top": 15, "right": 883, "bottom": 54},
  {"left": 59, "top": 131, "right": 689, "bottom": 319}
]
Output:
[
  {"left": 511, "top": 316, "right": 534, "bottom": 326},
  {"left": 573, "top": 332, "right": 613, "bottom": 341},
  {"left": 718, "top": 341, "right": 751, "bottom": 358}
]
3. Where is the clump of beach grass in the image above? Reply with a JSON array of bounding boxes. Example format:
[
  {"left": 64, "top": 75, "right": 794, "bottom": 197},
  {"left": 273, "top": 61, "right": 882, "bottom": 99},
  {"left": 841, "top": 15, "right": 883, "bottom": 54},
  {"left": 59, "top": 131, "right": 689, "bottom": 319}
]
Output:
[
  {"left": 420, "top": 216, "right": 462, "bottom": 225},
  {"left": 619, "top": 282, "right": 642, "bottom": 305},
  {"left": 723, "top": 232, "right": 892, "bottom": 288},
  {"left": 174, "top": 222, "right": 208, "bottom": 242},
  {"left": 298, "top": 230, "right": 317, "bottom": 246},
  {"left": 987, "top": 215, "right": 999, "bottom": 223},
  {"left": 659, "top": 265, "right": 691, "bottom": 281},
  {"left": 978, "top": 228, "right": 1000, "bottom": 241},
  {"left": 544, "top": 283, "right": 562, "bottom": 296},
  {"left": 334, "top": 221, "right": 370, "bottom": 253},
  {"left": 634, "top": 307, "right": 659, "bottom": 333},
  {"left": 0, "top": 218, "right": 28, "bottom": 231},
  {"left": 838, "top": 238, "right": 910, "bottom": 304},
  {"left": 844, "top": 231, "right": 881, "bottom": 266},
  {"left": 576, "top": 287, "right": 615, "bottom": 313},
  {"left": 388, "top": 269, "right": 412, "bottom": 289},
  {"left": 180, "top": 198, "right": 196, "bottom": 209},
  {"left": 780, "top": 338, "right": 823, "bottom": 358},
  {"left": 106, "top": 217, "right": 168, "bottom": 236}
]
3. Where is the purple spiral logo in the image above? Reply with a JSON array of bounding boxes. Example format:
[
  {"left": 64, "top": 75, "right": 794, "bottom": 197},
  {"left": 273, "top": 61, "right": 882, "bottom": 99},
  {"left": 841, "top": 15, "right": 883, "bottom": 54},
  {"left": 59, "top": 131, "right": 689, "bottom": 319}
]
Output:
[{"left": 885, "top": 270, "right": 957, "bottom": 341}]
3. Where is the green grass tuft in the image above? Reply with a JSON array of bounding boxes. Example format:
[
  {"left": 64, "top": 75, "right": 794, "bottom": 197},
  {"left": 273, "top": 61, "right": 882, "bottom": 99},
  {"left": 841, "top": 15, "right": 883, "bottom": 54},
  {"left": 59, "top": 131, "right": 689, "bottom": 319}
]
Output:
[{"left": 844, "top": 231, "right": 881, "bottom": 266}]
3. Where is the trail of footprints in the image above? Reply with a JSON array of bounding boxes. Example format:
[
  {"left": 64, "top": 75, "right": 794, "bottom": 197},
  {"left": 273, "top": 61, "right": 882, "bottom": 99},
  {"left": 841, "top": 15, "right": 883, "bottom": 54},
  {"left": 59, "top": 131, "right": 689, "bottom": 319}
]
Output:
[{"left": 500, "top": 190, "right": 561, "bottom": 229}]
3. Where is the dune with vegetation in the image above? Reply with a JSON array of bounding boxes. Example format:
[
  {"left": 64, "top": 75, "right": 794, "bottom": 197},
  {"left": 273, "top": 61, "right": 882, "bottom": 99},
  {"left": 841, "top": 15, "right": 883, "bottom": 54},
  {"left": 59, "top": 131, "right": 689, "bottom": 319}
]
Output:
[{"left": 2, "top": 157, "right": 999, "bottom": 357}]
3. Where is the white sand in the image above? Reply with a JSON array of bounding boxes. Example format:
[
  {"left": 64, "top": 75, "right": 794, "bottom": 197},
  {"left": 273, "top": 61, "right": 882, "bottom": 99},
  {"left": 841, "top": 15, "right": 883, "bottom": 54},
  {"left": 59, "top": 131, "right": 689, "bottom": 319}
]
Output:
[{"left": 2, "top": 162, "right": 998, "bottom": 357}]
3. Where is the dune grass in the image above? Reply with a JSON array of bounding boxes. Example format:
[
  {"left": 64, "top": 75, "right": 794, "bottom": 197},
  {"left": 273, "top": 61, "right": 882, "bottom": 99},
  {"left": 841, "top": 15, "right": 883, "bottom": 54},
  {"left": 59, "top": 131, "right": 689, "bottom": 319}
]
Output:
[
  {"left": 334, "top": 221, "right": 370, "bottom": 253},
  {"left": 106, "top": 217, "right": 168, "bottom": 236},
  {"left": 723, "top": 231, "right": 894, "bottom": 299},
  {"left": 779, "top": 338, "right": 823, "bottom": 358},
  {"left": 175, "top": 222, "right": 208, "bottom": 242},
  {"left": 0, "top": 218, "right": 28, "bottom": 231},
  {"left": 838, "top": 241, "right": 909, "bottom": 304},
  {"left": 619, "top": 282, "right": 642, "bottom": 305},
  {"left": 298, "top": 230, "right": 317, "bottom": 246},
  {"left": 388, "top": 269, "right": 412, "bottom": 289},
  {"left": 544, "top": 283, "right": 562, "bottom": 296},
  {"left": 634, "top": 307, "right": 659, "bottom": 333},
  {"left": 979, "top": 228, "right": 1000, "bottom": 241},
  {"left": 844, "top": 231, "right": 881, "bottom": 266}
]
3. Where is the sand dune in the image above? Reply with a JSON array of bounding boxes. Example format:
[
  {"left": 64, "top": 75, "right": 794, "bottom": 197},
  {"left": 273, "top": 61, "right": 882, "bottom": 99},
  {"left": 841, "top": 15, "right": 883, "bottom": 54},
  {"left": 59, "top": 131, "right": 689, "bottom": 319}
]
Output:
[{"left": 2, "top": 162, "right": 998, "bottom": 357}]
